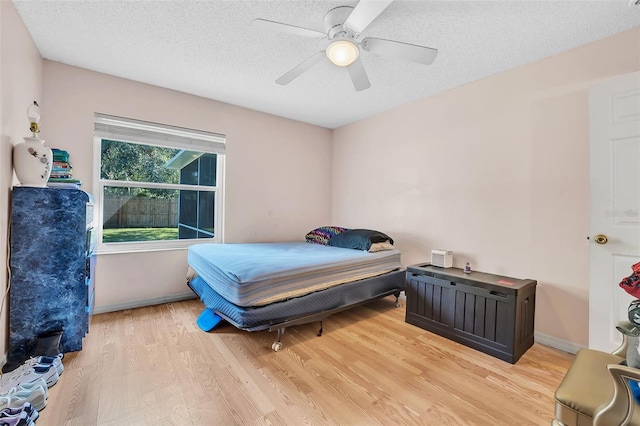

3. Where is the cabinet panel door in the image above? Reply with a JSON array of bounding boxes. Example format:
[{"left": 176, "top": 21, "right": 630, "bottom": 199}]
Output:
[{"left": 407, "top": 275, "right": 454, "bottom": 326}]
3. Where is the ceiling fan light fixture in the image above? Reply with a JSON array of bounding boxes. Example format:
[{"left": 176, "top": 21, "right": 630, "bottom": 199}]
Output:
[{"left": 326, "top": 40, "right": 359, "bottom": 67}]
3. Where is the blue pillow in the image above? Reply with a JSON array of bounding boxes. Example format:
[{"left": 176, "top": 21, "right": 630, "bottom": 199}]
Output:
[{"left": 328, "top": 229, "right": 394, "bottom": 251}]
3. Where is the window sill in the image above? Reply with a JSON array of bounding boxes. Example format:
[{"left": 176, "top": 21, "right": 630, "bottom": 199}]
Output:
[{"left": 96, "top": 239, "right": 216, "bottom": 255}]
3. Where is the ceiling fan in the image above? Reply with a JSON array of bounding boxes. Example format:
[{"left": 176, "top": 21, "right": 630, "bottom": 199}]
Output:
[{"left": 252, "top": 0, "right": 438, "bottom": 92}]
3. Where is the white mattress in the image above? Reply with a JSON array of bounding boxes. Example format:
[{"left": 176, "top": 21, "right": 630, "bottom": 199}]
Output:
[{"left": 187, "top": 241, "right": 402, "bottom": 307}]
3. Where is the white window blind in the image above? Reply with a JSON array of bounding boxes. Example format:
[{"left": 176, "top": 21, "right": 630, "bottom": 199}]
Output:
[{"left": 94, "top": 113, "right": 226, "bottom": 154}]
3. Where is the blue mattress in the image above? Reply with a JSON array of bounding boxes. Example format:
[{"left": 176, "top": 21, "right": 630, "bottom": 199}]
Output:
[
  {"left": 188, "top": 270, "right": 406, "bottom": 331},
  {"left": 187, "top": 242, "right": 402, "bottom": 307}
]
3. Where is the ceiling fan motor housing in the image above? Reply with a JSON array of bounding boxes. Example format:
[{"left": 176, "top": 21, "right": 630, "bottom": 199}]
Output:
[
  {"left": 324, "top": 6, "right": 355, "bottom": 40},
  {"left": 254, "top": 0, "right": 436, "bottom": 91}
]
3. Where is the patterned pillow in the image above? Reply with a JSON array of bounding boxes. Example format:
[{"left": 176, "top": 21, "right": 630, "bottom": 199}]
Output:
[{"left": 305, "top": 226, "right": 349, "bottom": 245}]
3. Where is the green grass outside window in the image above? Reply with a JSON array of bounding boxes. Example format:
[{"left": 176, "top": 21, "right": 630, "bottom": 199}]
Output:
[{"left": 102, "top": 228, "right": 178, "bottom": 243}]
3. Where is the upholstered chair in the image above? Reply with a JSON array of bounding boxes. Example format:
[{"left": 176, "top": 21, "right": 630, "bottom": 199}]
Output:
[{"left": 552, "top": 321, "right": 640, "bottom": 425}]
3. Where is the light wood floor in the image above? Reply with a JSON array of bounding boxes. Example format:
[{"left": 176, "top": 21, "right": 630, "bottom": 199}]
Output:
[{"left": 37, "top": 297, "right": 574, "bottom": 425}]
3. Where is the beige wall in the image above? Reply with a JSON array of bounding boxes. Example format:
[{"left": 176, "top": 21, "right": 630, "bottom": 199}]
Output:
[
  {"left": 41, "top": 61, "right": 332, "bottom": 311},
  {"left": 331, "top": 27, "right": 640, "bottom": 349},
  {"left": 0, "top": 2, "right": 43, "bottom": 359}
]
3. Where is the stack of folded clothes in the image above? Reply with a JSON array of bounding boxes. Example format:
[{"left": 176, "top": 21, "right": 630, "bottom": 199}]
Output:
[
  {"left": 49, "top": 149, "right": 72, "bottom": 179},
  {"left": 0, "top": 355, "right": 64, "bottom": 425},
  {"left": 48, "top": 149, "right": 81, "bottom": 189}
]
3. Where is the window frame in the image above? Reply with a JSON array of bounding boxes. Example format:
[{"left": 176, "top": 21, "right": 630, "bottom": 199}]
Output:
[{"left": 92, "top": 113, "right": 225, "bottom": 254}]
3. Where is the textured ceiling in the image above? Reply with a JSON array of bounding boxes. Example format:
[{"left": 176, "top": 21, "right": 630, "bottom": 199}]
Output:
[{"left": 12, "top": 0, "right": 640, "bottom": 129}]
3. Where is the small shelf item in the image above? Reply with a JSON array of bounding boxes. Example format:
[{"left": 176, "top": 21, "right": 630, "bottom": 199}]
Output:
[{"left": 13, "top": 101, "right": 52, "bottom": 187}]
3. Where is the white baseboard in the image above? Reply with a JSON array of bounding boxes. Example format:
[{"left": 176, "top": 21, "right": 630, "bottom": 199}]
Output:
[
  {"left": 534, "top": 331, "right": 583, "bottom": 355},
  {"left": 93, "top": 292, "right": 198, "bottom": 315}
]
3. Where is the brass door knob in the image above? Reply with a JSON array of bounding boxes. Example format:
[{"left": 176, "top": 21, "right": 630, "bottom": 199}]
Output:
[{"left": 594, "top": 234, "right": 609, "bottom": 244}]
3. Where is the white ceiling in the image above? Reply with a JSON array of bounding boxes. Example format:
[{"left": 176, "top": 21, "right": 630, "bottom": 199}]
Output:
[{"left": 12, "top": 0, "right": 640, "bottom": 129}]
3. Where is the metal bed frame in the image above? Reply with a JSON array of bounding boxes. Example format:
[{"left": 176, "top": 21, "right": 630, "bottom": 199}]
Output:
[{"left": 188, "top": 269, "right": 405, "bottom": 351}]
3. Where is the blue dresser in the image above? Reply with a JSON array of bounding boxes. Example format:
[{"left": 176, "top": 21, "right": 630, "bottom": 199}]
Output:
[{"left": 7, "top": 186, "right": 95, "bottom": 366}]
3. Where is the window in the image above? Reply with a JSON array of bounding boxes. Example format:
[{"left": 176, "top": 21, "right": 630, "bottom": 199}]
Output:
[{"left": 93, "top": 113, "right": 225, "bottom": 253}]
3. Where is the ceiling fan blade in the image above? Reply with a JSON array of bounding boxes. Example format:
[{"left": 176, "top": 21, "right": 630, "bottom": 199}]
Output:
[
  {"left": 276, "top": 51, "right": 325, "bottom": 85},
  {"left": 347, "top": 57, "right": 371, "bottom": 92},
  {"left": 252, "top": 18, "right": 326, "bottom": 39},
  {"left": 361, "top": 37, "right": 438, "bottom": 65},
  {"left": 343, "top": 0, "right": 394, "bottom": 36}
]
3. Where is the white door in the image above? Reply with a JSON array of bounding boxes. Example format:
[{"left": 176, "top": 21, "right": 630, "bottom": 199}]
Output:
[{"left": 589, "top": 71, "right": 640, "bottom": 352}]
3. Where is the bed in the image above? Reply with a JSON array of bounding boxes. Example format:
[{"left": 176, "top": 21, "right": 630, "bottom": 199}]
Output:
[{"left": 187, "top": 228, "right": 405, "bottom": 351}]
